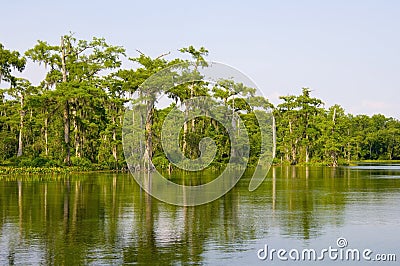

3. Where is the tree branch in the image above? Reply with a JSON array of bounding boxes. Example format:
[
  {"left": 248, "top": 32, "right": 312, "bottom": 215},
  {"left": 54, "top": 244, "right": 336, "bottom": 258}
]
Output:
[{"left": 155, "top": 52, "right": 170, "bottom": 60}]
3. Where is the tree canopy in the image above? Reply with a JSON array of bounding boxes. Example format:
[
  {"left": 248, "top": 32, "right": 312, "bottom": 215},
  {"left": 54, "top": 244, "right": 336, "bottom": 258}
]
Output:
[{"left": 1, "top": 35, "right": 399, "bottom": 170}]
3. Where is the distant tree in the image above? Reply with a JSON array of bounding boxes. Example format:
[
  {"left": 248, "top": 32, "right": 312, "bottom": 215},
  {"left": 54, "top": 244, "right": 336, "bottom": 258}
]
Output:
[
  {"left": 25, "top": 34, "right": 125, "bottom": 165},
  {"left": 7, "top": 78, "right": 36, "bottom": 157},
  {"left": 275, "top": 88, "right": 323, "bottom": 164},
  {"left": 178, "top": 46, "right": 209, "bottom": 156},
  {"left": 319, "top": 105, "right": 348, "bottom": 166},
  {"left": 122, "top": 51, "right": 175, "bottom": 169}
]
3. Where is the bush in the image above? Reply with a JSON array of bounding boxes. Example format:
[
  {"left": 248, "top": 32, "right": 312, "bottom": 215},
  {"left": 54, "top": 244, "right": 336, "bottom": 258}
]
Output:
[
  {"left": 71, "top": 157, "right": 92, "bottom": 169},
  {"left": 152, "top": 156, "right": 169, "bottom": 169},
  {"left": 45, "top": 159, "right": 61, "bottom": 167},
  {"left": 14, "top": 156, "right": 59, "bottom": 168},
  {"left": 18, "top": 158, "right": 34, "bottom": 167},
  {"left": 31, "top": 157, "right": 50, "bottom": 167}
]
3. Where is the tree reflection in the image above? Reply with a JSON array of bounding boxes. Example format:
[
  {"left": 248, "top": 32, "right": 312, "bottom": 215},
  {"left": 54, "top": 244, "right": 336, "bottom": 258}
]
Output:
[{"left": 0, "top": 167, "right": 399, "bottom": 264}]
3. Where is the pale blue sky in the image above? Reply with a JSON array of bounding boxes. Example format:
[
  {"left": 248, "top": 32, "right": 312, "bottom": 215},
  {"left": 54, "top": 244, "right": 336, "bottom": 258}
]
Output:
[{"left": 2, "top": 0, "right": 399, "bottom": 118}]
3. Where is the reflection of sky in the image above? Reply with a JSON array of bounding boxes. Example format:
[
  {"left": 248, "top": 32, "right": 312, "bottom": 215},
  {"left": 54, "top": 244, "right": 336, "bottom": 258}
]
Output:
[
  {"left": 154, "top": 207, "right": 185, "bottom": 246},
  {"left": 0, "top": 223, "right": 45, "bottom": 265},
  {"left": 2, "top": 0, "right": 399, "bottom": 119}
]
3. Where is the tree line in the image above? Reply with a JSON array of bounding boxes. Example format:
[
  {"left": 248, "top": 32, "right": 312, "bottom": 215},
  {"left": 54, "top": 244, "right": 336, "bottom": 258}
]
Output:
[{"left": 1, "top": 34, "right": 399, "bottom": 170}]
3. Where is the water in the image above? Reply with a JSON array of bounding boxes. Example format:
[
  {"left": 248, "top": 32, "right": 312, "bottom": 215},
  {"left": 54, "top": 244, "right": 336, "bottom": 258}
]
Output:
[{"left": 0, "top": 165, "right": 399, "bottom": 265}]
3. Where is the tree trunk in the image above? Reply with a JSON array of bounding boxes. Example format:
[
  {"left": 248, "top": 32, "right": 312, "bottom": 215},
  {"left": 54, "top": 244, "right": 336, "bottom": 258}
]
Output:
[
  {"left": 332, "top": 152, "right": 338, "bottom": 167},
  {"left": 305, "top": 133, "right": 309, "bottom": 163},
  {"left": 64, "top": 101, "right": 71, "bottom": 165},
  {"left": 388, "top": 145, "right": 393, "bottom": 160},
  {"left": 305, "top": 146, "right": 309, "bottom": 164},
  {"left": 288, "top": 120, "right": 297, "bottom": 164},
  {"left": 347, "top": 129, "right": 351, "bottom": 162},
  {"left": 369, "top": 144, "right": 373, "bottom": 159},
  {"left": 112, "top": 115, "right": 118, "bottom": 166},
  {"left": 231, "top": 96, "right": 236, "bottom": 130},
  {"left": 60, "top": 36, "right": 68, "bottom": 83},
  {"left": 139, "top": 109, "right": 144, "bottom": 158},
  {"left": 189, "top": 84, "right": 195, "bottom": 133},
  {"left": 73, "top": 109, "right": 81, "bottom": 158},
  {"left": 143, "top": 99, "right": 154, "bottom": 171},
  {"left": 182, "top": 102, "right": 189, "bottom": 157},
  {"left": 17, "top": 115, "right": 24, "bottom": 157},
  {"left": 291, "top": 144, "right": 297, "bottom": 165},
  {"left": 347, "top": 143, "right": 351, "bottom": 162},
  {"left": 81, "top": 135, "right": 86, "bottom": 158},
  {"left": 331, "top": 107, "right": 338, "bottom": 167},
  {"left": 44, "top": 117, "right": 49, "bottom": 156},
  {"left": 17, "top": 94, "right": 25, "bottom": 157},
  {"left": 61, "top": 36, "right": 70, "bottom": 165}
]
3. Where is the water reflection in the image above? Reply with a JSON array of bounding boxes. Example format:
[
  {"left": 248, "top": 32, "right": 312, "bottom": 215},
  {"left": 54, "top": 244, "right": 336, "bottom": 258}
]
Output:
[{"left": 0, "top": 165, "right": 399, "bottom": 265}]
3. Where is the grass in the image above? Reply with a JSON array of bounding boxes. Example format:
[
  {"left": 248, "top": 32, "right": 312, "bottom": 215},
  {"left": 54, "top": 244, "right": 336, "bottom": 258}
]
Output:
[
  {"left": 357, "top": 160, "right": 400, "bottom": 163},
  {"left": 0, "top": 166, "right": 71, "bottom": 175},
  {"left": 0, "top": 166, "right": 127, "bottom": 177}
]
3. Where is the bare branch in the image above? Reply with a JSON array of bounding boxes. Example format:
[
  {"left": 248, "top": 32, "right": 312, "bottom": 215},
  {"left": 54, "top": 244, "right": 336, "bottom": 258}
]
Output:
[
  {"left": 155, "top": 51, "right": 170, "bottom": 60},
  {"left": 75, "top": 45, "right": 94, "bottom": 56},
  {"left": 135, "top": 49, "right": 144, "bottom": 56}
]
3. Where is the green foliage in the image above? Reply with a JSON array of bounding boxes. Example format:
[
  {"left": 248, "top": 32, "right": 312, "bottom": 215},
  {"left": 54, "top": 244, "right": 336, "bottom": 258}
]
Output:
[
  {"left": 1, "top": 35, "right": 399, "bottom": 172},
  {"left": 275, "top": 89, "right": 400, "bottom": 165},
  {"left": 70, "top": 156, "right": 92, "bottom": 169},
  {"left": 0, "top": 166, "right": 70, "bottom": 175},
  {"left": 0, "top": 43, "right": 26, "bottom": 85},
  {"left": 152, "top": 155, "right": 170, "bottom": 169}
]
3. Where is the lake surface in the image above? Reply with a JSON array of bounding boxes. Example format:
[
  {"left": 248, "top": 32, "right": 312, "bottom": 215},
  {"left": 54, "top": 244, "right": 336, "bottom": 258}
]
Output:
[{"left": 1, "top": 165, "right": 399, "bottom": 265}]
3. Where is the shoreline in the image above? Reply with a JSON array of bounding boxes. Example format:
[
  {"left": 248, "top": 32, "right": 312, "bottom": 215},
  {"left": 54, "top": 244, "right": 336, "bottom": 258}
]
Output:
[{"left": 1, "top": 160, "right": 399, "bottom": 176}]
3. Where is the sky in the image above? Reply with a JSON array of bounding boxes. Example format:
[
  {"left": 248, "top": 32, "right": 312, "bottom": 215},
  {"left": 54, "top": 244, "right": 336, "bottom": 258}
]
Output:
[{"left": 2, "top": 0, "right": 399, "bottom": 118}]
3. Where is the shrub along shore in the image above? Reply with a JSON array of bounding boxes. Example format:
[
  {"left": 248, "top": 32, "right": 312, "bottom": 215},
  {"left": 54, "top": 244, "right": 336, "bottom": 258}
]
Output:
[{"left": 1, "top": 160, "right": 398, "bottom": 177}]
